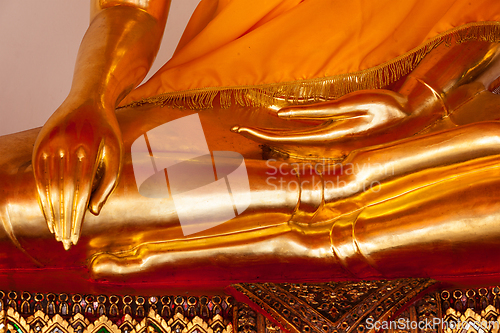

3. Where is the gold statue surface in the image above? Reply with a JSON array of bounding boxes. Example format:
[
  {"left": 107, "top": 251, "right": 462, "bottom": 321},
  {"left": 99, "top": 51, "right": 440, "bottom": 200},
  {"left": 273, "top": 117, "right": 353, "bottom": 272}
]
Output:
[{"left": 1, "top": 0, "right": 500, "bottom": 292}]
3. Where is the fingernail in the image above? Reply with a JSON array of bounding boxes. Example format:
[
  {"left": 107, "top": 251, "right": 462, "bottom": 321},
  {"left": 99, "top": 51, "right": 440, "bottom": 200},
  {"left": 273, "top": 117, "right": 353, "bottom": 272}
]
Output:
[
  {"left": 230, "top": 126, "right": 240, "bottom": 133},
  {"left": 62, "top": 239, "right": 72, "bottom": 251},
  {"left": 90, "top": 202, "right": 103, "bottom": 215},
  {"left": 71, "top": 234, "right": 79, "bottom": 245}
]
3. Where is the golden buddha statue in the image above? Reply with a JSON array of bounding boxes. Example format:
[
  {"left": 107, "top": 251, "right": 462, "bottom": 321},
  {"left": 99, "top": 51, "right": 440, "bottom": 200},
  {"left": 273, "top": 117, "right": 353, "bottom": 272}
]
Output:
[{"left": 1, "top": 0, "right": 500, "bottom": 292}]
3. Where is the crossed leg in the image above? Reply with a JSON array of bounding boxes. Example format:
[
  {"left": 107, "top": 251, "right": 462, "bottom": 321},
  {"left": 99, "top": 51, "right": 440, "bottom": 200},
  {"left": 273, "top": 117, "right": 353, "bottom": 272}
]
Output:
[{"left": 1, "top": 94, "right": 500, "bottom": 285}]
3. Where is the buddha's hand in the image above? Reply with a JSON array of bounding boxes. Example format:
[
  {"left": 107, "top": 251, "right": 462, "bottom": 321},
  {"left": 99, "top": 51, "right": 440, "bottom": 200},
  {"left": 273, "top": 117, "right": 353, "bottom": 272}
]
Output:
[
  {"left": 33, "top": 101, "right": 123, "bottom": 250},
  {"left": 232, "top": 90, "right": 410, "bottom": 158}
]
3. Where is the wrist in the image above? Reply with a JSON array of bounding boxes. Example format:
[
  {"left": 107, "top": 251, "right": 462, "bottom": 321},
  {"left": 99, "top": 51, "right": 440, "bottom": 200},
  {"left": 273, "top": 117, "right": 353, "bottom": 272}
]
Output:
[
  {"left": 59, "top": 94, "right": 115, "bottom": 115},
  {"left": 403, "top": 75, "right": 448, "bottom": 117}
]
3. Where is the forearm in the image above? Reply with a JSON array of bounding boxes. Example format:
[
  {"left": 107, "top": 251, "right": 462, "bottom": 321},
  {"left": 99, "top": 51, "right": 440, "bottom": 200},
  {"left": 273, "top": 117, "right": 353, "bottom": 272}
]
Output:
[{"left": 68, "top": 2, "right": 170, "bottom": 110}]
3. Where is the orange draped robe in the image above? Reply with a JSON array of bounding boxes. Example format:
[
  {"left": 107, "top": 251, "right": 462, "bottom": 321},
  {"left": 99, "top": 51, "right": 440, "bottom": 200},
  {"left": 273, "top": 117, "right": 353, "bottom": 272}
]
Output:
[{"left": 121, "top": 0, "right": 500, "bottom": 109}]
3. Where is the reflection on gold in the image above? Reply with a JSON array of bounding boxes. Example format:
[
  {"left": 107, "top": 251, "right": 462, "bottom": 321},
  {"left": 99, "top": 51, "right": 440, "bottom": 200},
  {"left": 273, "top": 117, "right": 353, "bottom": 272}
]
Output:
[{"left": 1, "top": 1, "right": 500, "bottom": 290}]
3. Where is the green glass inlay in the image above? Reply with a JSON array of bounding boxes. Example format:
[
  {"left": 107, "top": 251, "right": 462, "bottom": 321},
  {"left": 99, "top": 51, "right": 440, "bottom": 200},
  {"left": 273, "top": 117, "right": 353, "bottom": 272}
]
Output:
[
  {"left": 150, "top": 322, "right": 162, "bottom": 333},
  {"left": 8, "top": 321, "right": 23, "bottom": 333},
  {"left": 96, "top": 327, "right": 110, "bottom": 333}
]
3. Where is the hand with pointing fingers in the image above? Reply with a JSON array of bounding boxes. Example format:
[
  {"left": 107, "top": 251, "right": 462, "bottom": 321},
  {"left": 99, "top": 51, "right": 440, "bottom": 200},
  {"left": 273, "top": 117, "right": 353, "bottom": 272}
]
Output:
[
  {"left": 33, "top": 100, "right": 122, "bottom": 250},
  {"left": 232, "top": 90, "right": 410, "bottom": 158}
]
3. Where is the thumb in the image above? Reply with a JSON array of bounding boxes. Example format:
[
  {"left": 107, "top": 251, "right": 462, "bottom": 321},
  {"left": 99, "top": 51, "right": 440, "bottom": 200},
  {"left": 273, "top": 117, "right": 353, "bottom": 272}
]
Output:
[
  {"left": 89, "top": 142, "right": 122, "bottom": 215},
  {"left": 278, "top": 100, "right": 349, "bottom": 119}
]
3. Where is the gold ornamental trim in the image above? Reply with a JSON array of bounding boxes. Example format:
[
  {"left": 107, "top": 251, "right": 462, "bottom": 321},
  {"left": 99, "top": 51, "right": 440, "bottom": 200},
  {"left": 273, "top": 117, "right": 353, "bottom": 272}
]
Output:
[
  {"left": 0, "top": 293, "right": 233, "bottom": 333},
  {"left": 1, "top": 308, "right": 233, "bottom": 333},
  {"left": 3, "top": 284, "right": 500, "bottom": 332},
  {"left": 230, "top": 279, "right": 436, "bottom": 333},
  {"left": 122, "top": 21, "right": 500, "bottom": 110}
]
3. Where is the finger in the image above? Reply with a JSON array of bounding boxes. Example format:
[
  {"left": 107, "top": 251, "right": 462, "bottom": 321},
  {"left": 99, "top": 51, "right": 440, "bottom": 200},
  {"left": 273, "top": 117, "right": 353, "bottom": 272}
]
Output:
[
  {"left": 232, "top": 121, "right": 348, "bottom": 144},
  {"left": 61, "top": 147, "right": 88, "bottom": 247},
  {"left": 89, "top": 141, "right": 122, "bottom": 215},
  {"left": 278, "top": 104, "right": 367, "bottom": 120},
  {"left": 50, "top": 153, "right": 65, "bottom": 243},
  {"left": 60, "top": 151, "right": 75, "bottom": 249},
  {"left": 69, "top": 147, "right": 94, "bottom": 246},
  {"left": 33, "top": 152, "right": 56, "bottom": 234}
]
